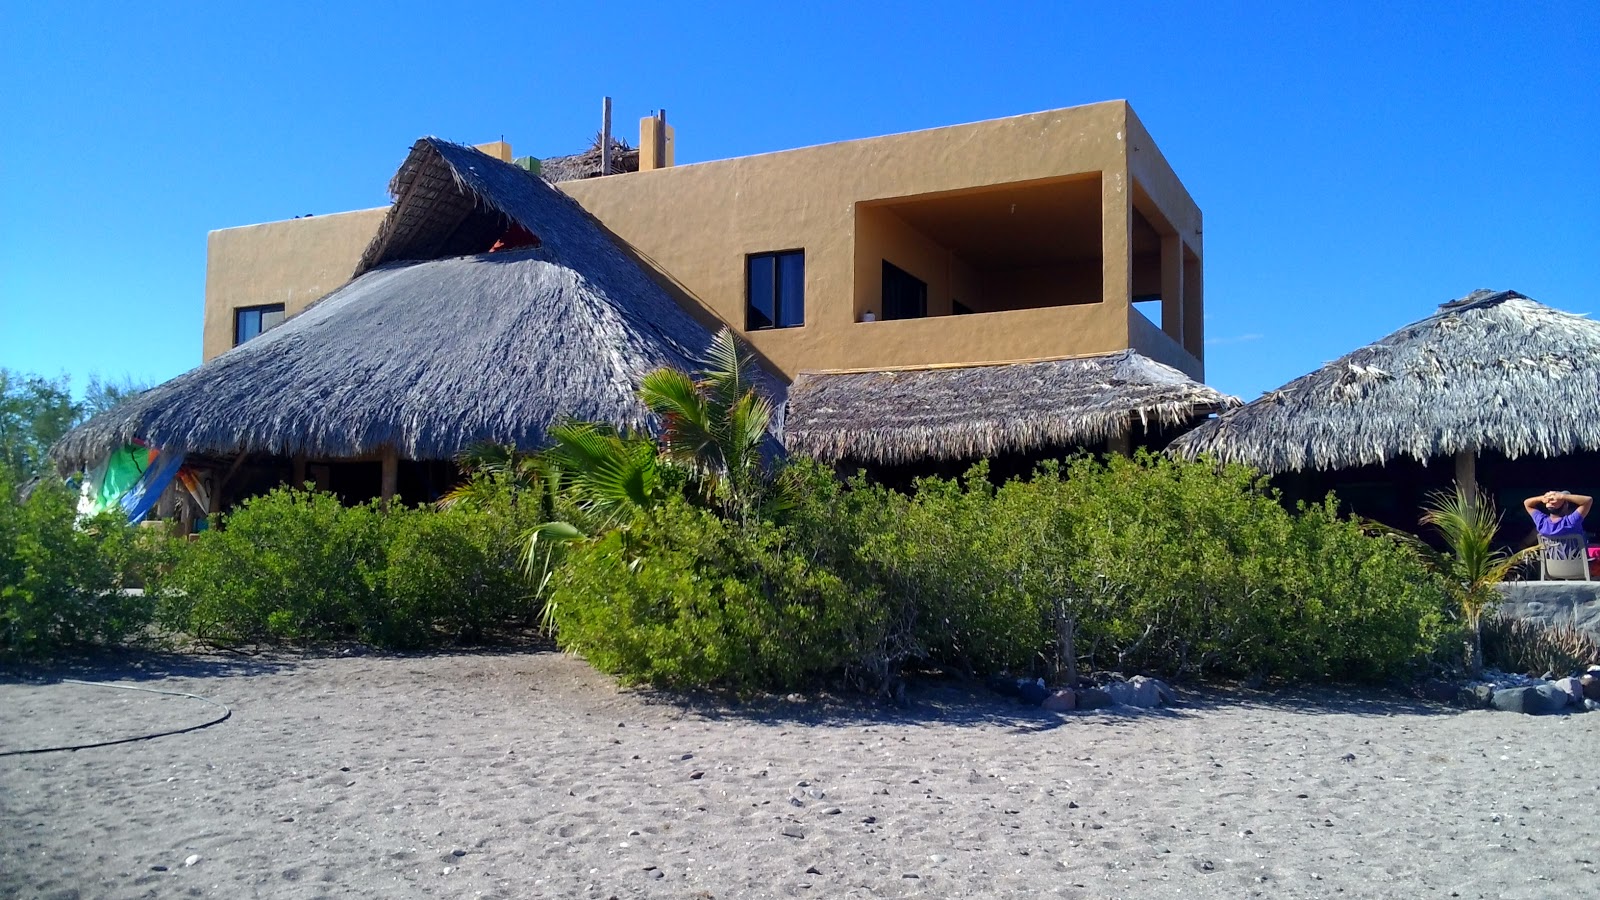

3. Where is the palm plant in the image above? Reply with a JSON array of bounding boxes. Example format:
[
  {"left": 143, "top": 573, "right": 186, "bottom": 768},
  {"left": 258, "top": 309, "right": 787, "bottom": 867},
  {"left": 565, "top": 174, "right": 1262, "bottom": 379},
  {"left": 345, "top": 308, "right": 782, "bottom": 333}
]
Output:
[
  {"left": 1416, "top": 486, "right": 1536, "bottom": 675},
  {"left": 639, "top": 327, "right": 779, "bottom": 522}
]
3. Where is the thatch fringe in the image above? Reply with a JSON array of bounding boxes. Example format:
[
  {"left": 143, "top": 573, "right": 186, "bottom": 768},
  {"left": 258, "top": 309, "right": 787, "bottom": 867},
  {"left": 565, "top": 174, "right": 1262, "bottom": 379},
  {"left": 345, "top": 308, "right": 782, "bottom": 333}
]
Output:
[
  {"left": 538, "top": 134, "right": 639, "bottom": 183},
  {"left": 1168, "top": 290, "right": 1600, "bottom": 473},
  {"left": 785, "top": 350, "right": 1238, "bottom": 464},
  {"left": 53, "top": 138, "right": 748, "bottom": 470}
]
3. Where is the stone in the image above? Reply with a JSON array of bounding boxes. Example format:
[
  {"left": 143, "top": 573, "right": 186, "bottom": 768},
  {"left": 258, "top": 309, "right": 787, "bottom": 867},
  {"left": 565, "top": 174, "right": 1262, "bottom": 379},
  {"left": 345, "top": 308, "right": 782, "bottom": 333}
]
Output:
[
  {"left": 1017, "top": 680, "right": 1051, "bottom": 705},
  {"left": 451, "top": 849, "right": 467, "bottom": 858},
  {"left": 1553, "top": 677, "right": 1585, "bottom": 706},
  {"left": 184, "top": 855, "right": 200, "bottom": 868},
  {"left": 1419, "top": 679, "right": 1459, "bottom": 703},
  {"left": 1490, "top": 683, "right": 1570, "bottom": 715},
  {"left": 1461, "top": 684, "right": 1496, "bottom": 709},
  {"left": 1585, "top": 699, "right": 1600, "bottom": 712},
  {"left": 1042, "top": 689, "right": 1076, "bottom": 712},
  {"left": 689, "top": 771, "right": 705, "bottom": 780},
  {"left": 1102, "top": 677, "right": 1173, "bottom": 708},
  {"left": 1076, "top": 688, "right": 1114, "bottom": 710},
  {"left": 805, "top": 865, "right": 822, "bottom": 875},
  {"left": 781, "top": 825, "right": 805, "bottom": 839},
  {"left": 1582, "top": 673, "right": 1600, "bottom": 701}
]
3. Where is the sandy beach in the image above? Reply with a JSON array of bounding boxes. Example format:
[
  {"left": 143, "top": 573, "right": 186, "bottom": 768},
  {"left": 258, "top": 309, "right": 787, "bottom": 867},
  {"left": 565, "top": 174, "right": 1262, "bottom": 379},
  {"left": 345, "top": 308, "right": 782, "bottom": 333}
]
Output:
[{"left": 2, "top": 649, "right": 1595, "bottom": 899}]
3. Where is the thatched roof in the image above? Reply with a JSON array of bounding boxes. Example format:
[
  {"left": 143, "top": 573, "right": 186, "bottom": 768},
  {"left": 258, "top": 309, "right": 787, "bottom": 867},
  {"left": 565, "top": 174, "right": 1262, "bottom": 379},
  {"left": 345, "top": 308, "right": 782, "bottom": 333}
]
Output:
[
  {"left": 785, "top": 350, "right": 1239, "bottom": 464},
  {"left": 1168, "top": 290, "right": 1600, "bottom": 473},
  {"left": 54, "top": 138, "right": 732, "bottom": 469},
  {"left": 538, "top": 136, "right": 639, "bottom": 184}
]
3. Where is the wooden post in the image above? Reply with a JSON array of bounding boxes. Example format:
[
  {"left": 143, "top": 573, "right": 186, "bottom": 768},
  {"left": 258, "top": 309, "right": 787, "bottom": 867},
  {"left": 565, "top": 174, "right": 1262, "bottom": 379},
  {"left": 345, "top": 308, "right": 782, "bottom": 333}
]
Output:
[
  {"left": 600, "top": 96, "right": 612, "bottom": 176},
  {"left": 1454, "top": 450, "right": 1478, "bottom": 507},
  {"left": 380, "top": 448, "right": 399, "bottom": 508}
]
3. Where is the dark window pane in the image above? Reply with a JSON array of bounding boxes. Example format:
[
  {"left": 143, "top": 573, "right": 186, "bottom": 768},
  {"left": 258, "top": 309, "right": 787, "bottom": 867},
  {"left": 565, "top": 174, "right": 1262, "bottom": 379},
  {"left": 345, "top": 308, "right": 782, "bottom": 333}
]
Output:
[
  {"left": 234, "top": 309, "right": 261, "bottom": 345},
  {"left": 747, "top": 255, "right": 775, "bottom": 329},
  {"left": 776, "top": 252, "right": 805, "bottom": 327},
  {"left": 882, "top": 262, "right": 927, "bottom": 320},
  {"left": 261, "top": 307, "right": 286, "bottom": 331}
]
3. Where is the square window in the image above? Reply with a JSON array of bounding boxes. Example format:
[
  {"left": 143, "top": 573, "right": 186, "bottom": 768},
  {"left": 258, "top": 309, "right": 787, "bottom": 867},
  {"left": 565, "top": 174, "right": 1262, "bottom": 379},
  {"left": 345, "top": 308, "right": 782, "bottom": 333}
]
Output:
[
  {"left": 746, "top": 250, "right": 804, "bottom": 329},
  {"left": 234, "top": 303, "right": 286, "bottom": 346}
]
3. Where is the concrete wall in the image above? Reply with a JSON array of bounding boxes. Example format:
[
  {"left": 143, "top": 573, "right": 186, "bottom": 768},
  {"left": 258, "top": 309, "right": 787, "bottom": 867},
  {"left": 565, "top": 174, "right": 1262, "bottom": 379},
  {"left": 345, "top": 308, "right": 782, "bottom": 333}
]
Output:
[
  {"left": 560, "top": 100, "right": 1203, "bottom": 378},
  {"left": 199, "top": 103, "right": 1205, "bottom": 380},
  {"left": 202, "top": 208, "right": 386, "bottom": 360},
  {"left": 1497, "top": 582, "right": 1600, "bottom": 643}
]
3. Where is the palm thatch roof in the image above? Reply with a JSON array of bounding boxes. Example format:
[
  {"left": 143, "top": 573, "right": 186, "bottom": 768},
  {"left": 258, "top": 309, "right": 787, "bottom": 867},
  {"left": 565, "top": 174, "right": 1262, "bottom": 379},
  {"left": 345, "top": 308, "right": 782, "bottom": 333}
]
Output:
[
  {"left": 538, "top": 136, "right": 639, "bottom": 183},
  {"left": 785, "top": 350, "right": 1239, "bottom": 464},
  {"left": 54, "top": 138, "right": 734, "bottom": 469},
  {"left": 1168, "top": 290, "right": 1600, "bottom": 474}
]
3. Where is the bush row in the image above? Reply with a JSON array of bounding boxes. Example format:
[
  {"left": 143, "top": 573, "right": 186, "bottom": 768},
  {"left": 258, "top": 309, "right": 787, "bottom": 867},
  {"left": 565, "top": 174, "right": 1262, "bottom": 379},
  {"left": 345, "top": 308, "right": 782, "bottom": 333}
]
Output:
[{"left": 550, "top": 455, "right": 1452, "bottom": 691}]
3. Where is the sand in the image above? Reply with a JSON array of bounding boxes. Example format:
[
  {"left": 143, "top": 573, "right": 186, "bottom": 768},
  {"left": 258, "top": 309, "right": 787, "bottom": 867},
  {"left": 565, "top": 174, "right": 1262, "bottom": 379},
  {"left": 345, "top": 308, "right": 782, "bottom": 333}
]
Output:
[{"left": 2, "top": 649, "right": 1596, "bottom": 899}]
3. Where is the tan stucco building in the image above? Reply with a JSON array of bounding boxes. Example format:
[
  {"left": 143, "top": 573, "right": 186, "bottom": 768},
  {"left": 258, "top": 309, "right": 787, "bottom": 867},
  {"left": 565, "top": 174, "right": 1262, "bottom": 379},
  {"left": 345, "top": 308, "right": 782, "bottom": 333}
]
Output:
[{"left": 203, "top": 101, "right": 1204, "bottom": 382}]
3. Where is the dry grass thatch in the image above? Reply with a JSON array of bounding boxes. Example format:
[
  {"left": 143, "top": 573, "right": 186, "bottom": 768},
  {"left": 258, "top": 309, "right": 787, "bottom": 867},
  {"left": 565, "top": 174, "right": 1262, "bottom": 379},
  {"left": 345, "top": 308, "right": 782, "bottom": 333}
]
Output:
[
  {"left": 538, "top": 135, "right": 640, "bottom": 184},
  {"left": 54, "top": 138, "right": 735, "bottom": 469},
  {"left": 1168, "top": 290, "right": 1600, "bottom": 473},
  {"left": 784, "top": 350, "right": 1239, "bottom": 464}
]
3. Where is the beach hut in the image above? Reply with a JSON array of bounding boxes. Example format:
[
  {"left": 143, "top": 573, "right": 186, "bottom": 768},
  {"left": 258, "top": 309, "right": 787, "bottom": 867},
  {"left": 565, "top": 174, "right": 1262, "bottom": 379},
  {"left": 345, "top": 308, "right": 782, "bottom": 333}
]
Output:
[
  {"left": 1168, "top": 289, "right": 1600, "bottom": 528},
  {"left": 785, "top": 349, "right": 1238, "bottom": 479},
  {"left": 53, "top": 138, "right": 742, "bottom": 509}
]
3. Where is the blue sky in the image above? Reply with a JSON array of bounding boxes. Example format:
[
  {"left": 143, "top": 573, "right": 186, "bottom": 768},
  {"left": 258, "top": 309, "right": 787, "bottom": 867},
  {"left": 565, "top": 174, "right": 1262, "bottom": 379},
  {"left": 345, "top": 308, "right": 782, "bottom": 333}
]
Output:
[{"left": 1, "top": 2, "right": 1596, "bottom": 402}]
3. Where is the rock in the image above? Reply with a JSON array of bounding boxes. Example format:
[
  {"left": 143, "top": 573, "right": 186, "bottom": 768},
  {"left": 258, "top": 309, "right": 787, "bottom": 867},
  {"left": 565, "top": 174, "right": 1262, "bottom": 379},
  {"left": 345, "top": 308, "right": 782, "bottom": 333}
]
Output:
[
  {"left": 451, "top": 849, "right": 467, "bottom": 858},
  {"left": 860, "top": 815, "right": 877, "bottom": 824},
  {"left": 1585, "top": 699, "right": 1599, "bottom": 712},
  {"left": 1553, "top": 677, "right": 1585, "bottom": 706},
  {"left": 1490, "top": 683, "right": 1570, "bottom": 715},
  {"left": 822, "top": 807, "right": 842, "bottom": 815},
  {"left": 184, "top": 855, "right": 200, "bottom": 867},
  {"left": 150, "top": 865, "right": 168, "bottom": 872},
  {"left": 1076, "top": 688, "right": 1114, "bottom": 710},
  {"left": 1419, "top": 679, "right": 1459, "bottom": 703},
  {"left": 1460, "top": 684, "right": 1496, "bottom": 709},
  {"left": 781, "top": 825, "right": 805, "bottom": 839},
  {"left": 1582, "top": 673, "right": 1600, "bottom": 701},
  {"left": 680, "top": 753, "right": 694, "bottom": 761},
  {"left": 1017, "top": 679, "right": 1051, "bottom": 705},
  {"left": 689, "top": 771, "right": 705, "bottom": 780},
  {"left": 805, "top": 865, "right": 822, "bottom": 875},
  {"left": 1042, "top": 689, "right": 1076, "bottom": 712}
]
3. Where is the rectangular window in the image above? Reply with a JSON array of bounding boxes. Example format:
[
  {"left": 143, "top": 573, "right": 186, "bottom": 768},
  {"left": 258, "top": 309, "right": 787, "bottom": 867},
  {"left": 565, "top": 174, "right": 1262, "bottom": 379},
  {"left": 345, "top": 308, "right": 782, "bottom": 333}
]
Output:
[
  {"left": 746, "top": 251, "right": 804, "bottom": 329},
  {"left": 882, "top": 262, "right": 927, "bottom": 320},
  {"left": 234, "top": 304, "right": 286, "bottom": 346}
]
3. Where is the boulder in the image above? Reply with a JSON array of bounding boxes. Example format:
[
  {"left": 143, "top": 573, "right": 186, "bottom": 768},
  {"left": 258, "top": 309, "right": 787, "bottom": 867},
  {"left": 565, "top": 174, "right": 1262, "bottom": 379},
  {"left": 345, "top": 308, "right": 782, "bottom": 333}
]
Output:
[
  {"left": 1553, "top": 677, "right": 1585, "bottom": 706},
  {"left": 1103, "top": 676, "right": 1176, "bottom": 708},
  {"left": 1017, "top": 680, "right": 1051, "bottom": 706},
  {"left": 1041, "top": 689, "right": 1076, "bottom": 712},
  {"left": 1489, "top": 683, "right": 1570, "bottom": 715},
  {"left": 1076, "top": 688, "right": 1114, "bottom": 710},
  {"left": 1460, "top": 684, "right": 1496, "bottom": 709},
  {"left": 1419, "top": 679, "right": 1459, "bottom": 704},
  {"left": 1582, "top": 673, "right": 1600, "bottom": 701}
]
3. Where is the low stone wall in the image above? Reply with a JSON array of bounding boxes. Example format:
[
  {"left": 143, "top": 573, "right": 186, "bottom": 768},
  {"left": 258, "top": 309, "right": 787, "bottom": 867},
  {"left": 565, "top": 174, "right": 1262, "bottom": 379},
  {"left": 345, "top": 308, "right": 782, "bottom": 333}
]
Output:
[{"left": 1495, "top": 582, "right": 1600, "bottom": 641}]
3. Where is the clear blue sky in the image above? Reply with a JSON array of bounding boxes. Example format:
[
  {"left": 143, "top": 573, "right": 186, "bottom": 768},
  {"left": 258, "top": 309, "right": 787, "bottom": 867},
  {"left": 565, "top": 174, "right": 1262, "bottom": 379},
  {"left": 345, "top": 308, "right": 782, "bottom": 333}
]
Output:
[{"left": 2, "top": 2, "right": 1596, "bottom": 401}]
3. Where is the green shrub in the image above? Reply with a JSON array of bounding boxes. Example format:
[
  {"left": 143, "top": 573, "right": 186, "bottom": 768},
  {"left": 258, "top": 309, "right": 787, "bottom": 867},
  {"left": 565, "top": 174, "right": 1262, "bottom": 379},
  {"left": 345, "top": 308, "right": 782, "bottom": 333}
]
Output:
[
  {"left": 383, "top": 503, "right": 530, "bottom": 647},
  {"left": 548, "top": 495, "right": 884, "bottom": 691},
  {"left": 161, "top": 488, "right": 389, "bottom": 644},
  {"left": 1, "top": 474, "right": 152, "bottom": 656}
]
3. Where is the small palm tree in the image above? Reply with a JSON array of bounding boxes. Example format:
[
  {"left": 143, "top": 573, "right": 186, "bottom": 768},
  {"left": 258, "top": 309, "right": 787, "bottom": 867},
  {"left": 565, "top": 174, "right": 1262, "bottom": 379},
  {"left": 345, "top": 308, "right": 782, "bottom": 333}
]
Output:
[
  {"left": 1418, "top": 487, "right": 1536, "bottom": 675},
  {"left": 639, "top": 327, "right": 780, "bottom": 522}
]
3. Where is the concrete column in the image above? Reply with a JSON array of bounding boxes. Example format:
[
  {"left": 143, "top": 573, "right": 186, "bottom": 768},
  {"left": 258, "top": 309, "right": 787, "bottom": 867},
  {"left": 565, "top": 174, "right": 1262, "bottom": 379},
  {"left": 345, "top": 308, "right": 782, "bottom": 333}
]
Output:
[
  {"left": 1182, "top": 249, "right": 1204, "bottom": 366},
  {"left": 1101, "top": 169, "right": 1132, "bottom": 327},
  {"left": 1160, "top": 234, "right": 1184, "bottom": 345}
]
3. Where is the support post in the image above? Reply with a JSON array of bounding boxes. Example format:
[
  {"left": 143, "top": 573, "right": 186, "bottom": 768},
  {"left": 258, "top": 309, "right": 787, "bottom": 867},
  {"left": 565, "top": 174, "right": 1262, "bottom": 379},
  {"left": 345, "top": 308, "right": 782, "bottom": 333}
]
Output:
[
  {"left": 1160, "top": 234, "right": 1184, "bottom": 346},
  {"left": 380, "top": 448, "right": 399, "bottom": 508},
  {"left": 600, "top": 96, "right": 612, "bottom": 176},
  {"left": 1454, "top": 450, "right": 1478, "bottom": 508}
]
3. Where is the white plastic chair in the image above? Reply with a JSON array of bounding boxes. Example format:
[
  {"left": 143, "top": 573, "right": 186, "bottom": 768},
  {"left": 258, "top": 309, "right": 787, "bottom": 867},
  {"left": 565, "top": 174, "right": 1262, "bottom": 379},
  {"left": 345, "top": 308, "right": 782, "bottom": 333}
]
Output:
[{"left": 1538, "top": 533, "right": 1593, "bottom": 581}]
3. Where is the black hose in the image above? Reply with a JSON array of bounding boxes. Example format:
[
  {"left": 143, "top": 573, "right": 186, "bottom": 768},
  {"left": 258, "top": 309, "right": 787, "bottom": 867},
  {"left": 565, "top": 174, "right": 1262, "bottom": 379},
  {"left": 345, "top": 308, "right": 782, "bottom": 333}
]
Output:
[{"left": 0, "top": 679, "right": 231, "bottom": 757}]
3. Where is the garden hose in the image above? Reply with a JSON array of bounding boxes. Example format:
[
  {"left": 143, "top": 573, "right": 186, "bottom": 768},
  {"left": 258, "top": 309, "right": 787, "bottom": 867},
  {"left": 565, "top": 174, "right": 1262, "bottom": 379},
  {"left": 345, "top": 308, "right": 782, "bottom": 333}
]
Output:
[{"left": 0, "top": 679, "right": 230, "bottom": 757}]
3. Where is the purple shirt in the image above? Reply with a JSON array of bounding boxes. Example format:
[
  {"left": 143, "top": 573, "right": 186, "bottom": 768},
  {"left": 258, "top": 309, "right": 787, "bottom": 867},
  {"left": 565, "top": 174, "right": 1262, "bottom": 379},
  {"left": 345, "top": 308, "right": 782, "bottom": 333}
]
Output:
[{"left": 1531, "top": 509, "right": 1586, "bottom": 537}]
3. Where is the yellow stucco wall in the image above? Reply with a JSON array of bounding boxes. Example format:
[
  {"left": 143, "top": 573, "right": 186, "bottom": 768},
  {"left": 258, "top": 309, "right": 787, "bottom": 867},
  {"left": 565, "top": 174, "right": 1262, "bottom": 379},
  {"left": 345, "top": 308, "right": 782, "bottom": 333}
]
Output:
[
  {"left": 200, "top": 102, "right": 1204, "bottom": 379},
  {"left": 560, "top": 100, "right": 1204, "bottom": 378},
  {"left": 202, "top": 208, "right": 387, "bottom": 360}
]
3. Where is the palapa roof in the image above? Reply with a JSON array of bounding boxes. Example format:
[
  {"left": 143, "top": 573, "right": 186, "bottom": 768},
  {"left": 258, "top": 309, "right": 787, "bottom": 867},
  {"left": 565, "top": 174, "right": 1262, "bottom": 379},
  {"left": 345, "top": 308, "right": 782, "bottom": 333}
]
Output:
[
  {"left": 1168, "top": 290, "right": 1600, "bottom": 473},
  {"left": 54, "top": 138, "right": 729, "bottom": 469},
  {"left": 784, "top": 350, "right": 1239, "bottom": 464},
  {"left": 538, "top": 136, "right": 640, "bottom": 184}
]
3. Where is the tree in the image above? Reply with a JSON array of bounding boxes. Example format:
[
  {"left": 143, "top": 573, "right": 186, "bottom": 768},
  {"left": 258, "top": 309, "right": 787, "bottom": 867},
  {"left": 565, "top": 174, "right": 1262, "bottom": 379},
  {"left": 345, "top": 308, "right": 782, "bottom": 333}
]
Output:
[
  {"left": 1417, "top": 487, "right": 1535, "bottom": 675},
  {"left": 1, "top": 369, "right": 150, "bottom": 483},
  {"left": 638, "top": 327, "right": 780, "bottom": 523}
]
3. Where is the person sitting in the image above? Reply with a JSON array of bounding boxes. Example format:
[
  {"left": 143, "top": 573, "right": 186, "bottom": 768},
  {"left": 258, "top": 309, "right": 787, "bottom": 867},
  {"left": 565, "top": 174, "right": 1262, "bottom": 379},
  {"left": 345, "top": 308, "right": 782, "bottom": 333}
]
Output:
[
  {"left": 1523, "top": 490, "right": 1593, "bottom": 537},
  {"left": 1523, "top": 490, "right": 1597, "bottom": 574}
]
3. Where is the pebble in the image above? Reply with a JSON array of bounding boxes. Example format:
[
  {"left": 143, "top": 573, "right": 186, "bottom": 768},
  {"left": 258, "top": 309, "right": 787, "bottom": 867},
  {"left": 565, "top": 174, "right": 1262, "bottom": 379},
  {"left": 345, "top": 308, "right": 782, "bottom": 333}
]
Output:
[
  {"left": 860, "top": 816, "right": 877, "bottom": 824},
  {"left": 150, "top": 865, "right": 168, "bottom": 872},
  {"left": 681, "top": 753, "right": 694, "bottom": 761},
  {"left": 451, "top": 849, "right": 466, "bottom": 858},
  {"left": 822, "top": 807, "right": 842, "bottom": 815},
  {"left": 184, "top": 855, "right": 200, "bottom": 867},
  {"left": 805, "top": 865, "right": 822, "bottom": 875},
  {"left": 782, "top": 826, "right": 806, "bottom": 839},
  {"left": 689, "top": 771, "right": 705, "bottom": 780},
  {"left": 789, "top": 797, "right": 805, "bottom": 807}
]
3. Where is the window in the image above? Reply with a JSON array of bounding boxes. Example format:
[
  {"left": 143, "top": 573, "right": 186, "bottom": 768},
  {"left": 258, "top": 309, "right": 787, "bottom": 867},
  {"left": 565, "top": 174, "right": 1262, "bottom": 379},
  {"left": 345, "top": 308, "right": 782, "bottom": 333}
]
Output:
[
  {"left": 746, "top": 251, "right": 804, "bottom": 329},
  {"left": 234, "top": 304, "right": 286, "bottom": 346},
  {"left": 882, "top": 262, "right": 927, "bottom": 320}
]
